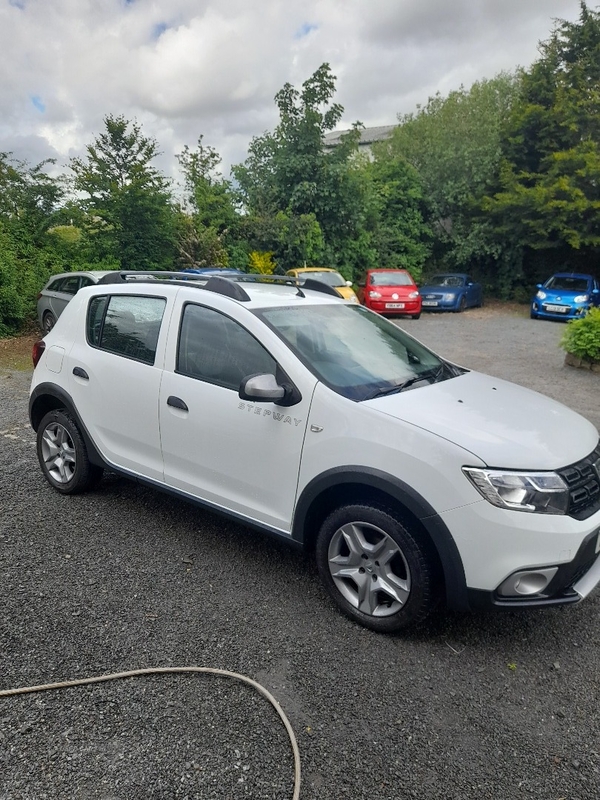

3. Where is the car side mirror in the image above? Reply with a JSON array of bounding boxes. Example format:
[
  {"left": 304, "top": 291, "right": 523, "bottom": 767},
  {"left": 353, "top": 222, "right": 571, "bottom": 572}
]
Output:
[
  {"left": 536, "top": 283, "right": 542, "bottom": 290},
  {"left": 239, "top": 373, "right": 285, "bottom": 403},
  {"left": 357, "top": 280, "right": 365, "bottom": 288},
  {"left": 346, "top": 280, "right": 353, "bottom": 287},
  {"left": 592, "top": 288, "right": 600, "bottom": 295}
]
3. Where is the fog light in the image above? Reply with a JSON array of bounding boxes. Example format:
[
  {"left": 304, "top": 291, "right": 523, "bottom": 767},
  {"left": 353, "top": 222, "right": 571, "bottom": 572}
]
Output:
[{"left": 497, "top": 567, "right": 558, "bottom": 597}]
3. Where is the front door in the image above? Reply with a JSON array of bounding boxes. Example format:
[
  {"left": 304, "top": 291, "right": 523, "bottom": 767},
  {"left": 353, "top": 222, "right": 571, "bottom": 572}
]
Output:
[{"left": 159, "top": 301, "right": 317, "bottom": 533}]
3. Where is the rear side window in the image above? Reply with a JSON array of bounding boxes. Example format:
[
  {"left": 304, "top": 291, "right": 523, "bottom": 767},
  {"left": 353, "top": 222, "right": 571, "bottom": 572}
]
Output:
[
  {"left": 87, "top": 295, "right": 166, "bottom": 365},
  {"left": 60, "top": 276, "right": 81, "bottom": 295},
  {"left": 177, "top": 304, "right": 276, "bottom": 389}
]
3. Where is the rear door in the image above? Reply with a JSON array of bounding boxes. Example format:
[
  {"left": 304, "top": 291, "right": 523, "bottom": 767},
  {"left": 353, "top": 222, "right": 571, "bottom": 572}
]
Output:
[{"left": 68, "top": 292, "right": 170, "bottom": 480}]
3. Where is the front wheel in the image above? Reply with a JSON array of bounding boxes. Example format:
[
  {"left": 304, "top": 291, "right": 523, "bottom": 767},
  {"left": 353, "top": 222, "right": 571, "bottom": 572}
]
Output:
[
  {"left": 455, "top": 295, "right": 467, "bottom": 313},
  {"left": 315, "top": 504, "right": 438, "bottom": 632},
  {"left": 37, "top": 410, "right": 103, "bottom": 494},
  {"left": 411, "top": 312, "right": 421, "bottom": 320}
]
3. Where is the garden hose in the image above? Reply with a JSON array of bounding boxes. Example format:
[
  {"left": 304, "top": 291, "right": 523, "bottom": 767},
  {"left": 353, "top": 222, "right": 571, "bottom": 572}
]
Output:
[{"left": 0, "top": 666, "right": 301, "bottom": 800}]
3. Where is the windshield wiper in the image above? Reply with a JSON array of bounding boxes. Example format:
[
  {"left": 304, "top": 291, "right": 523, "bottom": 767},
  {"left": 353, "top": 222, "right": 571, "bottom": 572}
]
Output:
[{"left": 364, "top": 365, "right": 446, "bottom": 400}]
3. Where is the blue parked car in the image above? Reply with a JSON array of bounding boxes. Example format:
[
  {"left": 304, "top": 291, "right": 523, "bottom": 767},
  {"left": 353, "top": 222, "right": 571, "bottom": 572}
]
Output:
[
  {"left": 181, "top": 268, "right": 246, "bottom": 277},
  {"left": 530, "top": 273, "right": 600, "bottom": 321},
  {"left": 419, "top": 273, "right": 483, "bottom": 312}
]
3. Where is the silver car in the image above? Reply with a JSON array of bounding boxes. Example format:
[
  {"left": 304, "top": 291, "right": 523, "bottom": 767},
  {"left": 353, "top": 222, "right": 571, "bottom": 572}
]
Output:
[{"left": 37, "top": 271, "right": 114, "bottom": 333}]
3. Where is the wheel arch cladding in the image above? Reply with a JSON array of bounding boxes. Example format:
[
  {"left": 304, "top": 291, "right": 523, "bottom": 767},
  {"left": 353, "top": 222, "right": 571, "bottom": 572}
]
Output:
[
  {"left": 29, "top": 383, "right": 105, "bottom": 469},
  {"left": 293, "top": 466, "right": 469, "bottom": 611}
]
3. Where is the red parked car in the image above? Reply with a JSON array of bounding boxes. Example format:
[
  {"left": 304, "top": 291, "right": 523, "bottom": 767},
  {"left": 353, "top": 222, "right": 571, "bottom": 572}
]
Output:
[{"left": 357, "top": 269, "right": 422, "bottom": 319}]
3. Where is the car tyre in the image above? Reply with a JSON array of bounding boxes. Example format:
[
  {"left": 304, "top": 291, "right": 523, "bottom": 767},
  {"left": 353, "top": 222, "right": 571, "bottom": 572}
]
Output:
[
  {"left": 455, "top": 295, "right": 467, "bottom": 313},
  {"left": 42, "top": 311, "right": 56, "bottom": 334},
  {"left": 411, "top": 312, "right": 421, "bottom": 320},
  {"left": 315, "top": 504, "right": 438, "bottom": 632},
  {"left": 530, "top": 309, "right": 538, "bottom": 320},
  {"left": 37, "top": 410, "right": 103, "bottom": 495}
]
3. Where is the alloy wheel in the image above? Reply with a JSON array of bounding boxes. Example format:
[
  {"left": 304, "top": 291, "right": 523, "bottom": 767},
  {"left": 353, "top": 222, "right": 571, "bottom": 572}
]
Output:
[
  {"left": 327, "top": 521, "right": 411, "bottom": 617},
  {"left": 41, "top": 422, "right": 76, "bottom": 484}
]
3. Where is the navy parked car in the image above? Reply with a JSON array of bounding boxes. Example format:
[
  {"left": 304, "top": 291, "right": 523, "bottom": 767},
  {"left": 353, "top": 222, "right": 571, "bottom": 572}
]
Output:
[
  {"left": 419, "top": 273, "right": 483, "bottom": 312},
  {"left": 530, "top": 273, "right": 600, "bottom": 321}
]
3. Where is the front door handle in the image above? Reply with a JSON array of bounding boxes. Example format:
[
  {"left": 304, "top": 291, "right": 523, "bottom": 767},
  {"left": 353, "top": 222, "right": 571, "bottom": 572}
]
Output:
[
  {"left": 167, "top": 396, "right": 188, "bottom": 412},
  {"left": 72, "top": 367, "right": 89, "bottom": 380}
]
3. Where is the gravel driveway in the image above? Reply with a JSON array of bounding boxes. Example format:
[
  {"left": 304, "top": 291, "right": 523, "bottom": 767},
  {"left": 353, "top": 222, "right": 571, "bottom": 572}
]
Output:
[{"left": 0, "top": 307, "right": 598, "bottom": 800}]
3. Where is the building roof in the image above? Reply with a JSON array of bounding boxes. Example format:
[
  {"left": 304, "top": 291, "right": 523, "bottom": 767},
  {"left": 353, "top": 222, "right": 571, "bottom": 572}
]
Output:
[{"left": 323, "top": 125, "right": 397, "bottom": 148}]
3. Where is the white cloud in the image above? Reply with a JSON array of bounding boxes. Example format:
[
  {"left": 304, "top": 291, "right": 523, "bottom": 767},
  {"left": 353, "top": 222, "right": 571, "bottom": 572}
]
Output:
[{"left": 0, "top": 0, "right": 584, "bottom": 178}]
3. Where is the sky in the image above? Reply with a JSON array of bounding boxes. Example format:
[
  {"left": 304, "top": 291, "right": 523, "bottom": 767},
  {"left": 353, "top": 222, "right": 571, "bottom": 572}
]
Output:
[{"left": 0, "top": 0, "right": 586, "bottom": 180}]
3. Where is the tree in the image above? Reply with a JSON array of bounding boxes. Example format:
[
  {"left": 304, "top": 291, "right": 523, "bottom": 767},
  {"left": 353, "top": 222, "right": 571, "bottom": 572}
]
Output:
[
  {"left": 485, "top": 2, "right": 600, "bottom": 272},
  {"left": 175, "top": 137, "right": 239, "bottom": 268},
  {"left": 0, "top": 154, "right": 75, "bottom": 334},
  {"left": 232, "top": 64, "right": 375, "bottom": 277},
  {"left": 70, "top": 115, "right": 176, "bottom": 270},
  {"left": 366, "top": 155, "right": 432, "bottom": 280},
  {"left": 378, "top": 73, "right": 521, "bottom": 289}
]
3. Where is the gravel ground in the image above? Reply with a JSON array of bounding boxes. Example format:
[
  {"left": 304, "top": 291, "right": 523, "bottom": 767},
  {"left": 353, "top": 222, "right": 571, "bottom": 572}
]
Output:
[{"left": 0, "top": 307, "right": 599, "bottom": 800}]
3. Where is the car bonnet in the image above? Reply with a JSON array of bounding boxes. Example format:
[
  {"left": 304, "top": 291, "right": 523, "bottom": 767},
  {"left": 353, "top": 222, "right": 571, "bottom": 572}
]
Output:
[{"left": 363, "top": 370, "right": 598, "bottom": 470}]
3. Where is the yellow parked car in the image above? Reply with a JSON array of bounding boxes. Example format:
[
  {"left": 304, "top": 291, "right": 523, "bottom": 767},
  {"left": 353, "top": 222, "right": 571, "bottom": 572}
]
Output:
[{"left": 286, "top": 267, "right": 359, "bottom": 303}]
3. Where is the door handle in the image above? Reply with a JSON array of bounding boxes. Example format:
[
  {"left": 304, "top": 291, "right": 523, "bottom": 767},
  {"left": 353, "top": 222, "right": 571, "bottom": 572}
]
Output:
[
  {"left": 167, "top": 396, "right": 188, "bottom": 412},
  {"left": 72, "top": 367, "right": 89, "bottom": 380}
]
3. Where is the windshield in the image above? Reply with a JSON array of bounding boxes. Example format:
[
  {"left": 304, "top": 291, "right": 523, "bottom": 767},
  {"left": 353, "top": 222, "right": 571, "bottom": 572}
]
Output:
[
  {"left": 369, "top": 271, "right": 413, "bottom": 287},
  {"left": 429, "top": 275, "right": 465, "bottom": 287},
  {"left": 259, "top": 304, "right": 454, "bottom": 401},
  {"left": 297, "top": 271, "right": 346, "bottom": 288},
  {"left": 545, "top": 276, "right": 589, "bottom": 292}
]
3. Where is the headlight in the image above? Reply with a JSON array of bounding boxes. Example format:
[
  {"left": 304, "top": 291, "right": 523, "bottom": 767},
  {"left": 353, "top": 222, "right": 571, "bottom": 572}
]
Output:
[
  {"left": 536, "top": 291, "right": 547, "bottom": 300},
  {"left": 369, "top": 291, "right": 382, "bottom": 299},
  {"left": 443, "top": 293, "right": 455, "bottom": 302},
  {"left": 349, "top": 296, "right": 359, "bottom": 304},
  {"left": 574, "top": 294, "right": 589, "bottom": 303},
  {"left": 409, "top": 291, "right": 419, "bottom": 299},
  {"left": 463, "top": 467, "right": 569, "bottom": 514}
]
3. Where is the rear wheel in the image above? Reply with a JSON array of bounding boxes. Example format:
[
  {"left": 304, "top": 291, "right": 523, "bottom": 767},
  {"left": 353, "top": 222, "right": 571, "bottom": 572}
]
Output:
[
  {"left": 315, "top": 504, "right": 438, "bottom": 632},
  {"left": 411, "top": 312, "right": 421, "bottom": 320},
  {"left": 37, "top": 410, "right": 103, "bottom": 494},
  {"left": 42, "top": 311, "right": 56, "bottom": 334}
]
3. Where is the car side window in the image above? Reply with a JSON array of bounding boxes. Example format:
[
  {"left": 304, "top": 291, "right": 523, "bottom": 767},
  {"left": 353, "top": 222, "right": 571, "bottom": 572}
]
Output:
[
  {"left": 61, "top": 276, "right": 81, "bottom": 295},
  {"left": 79, "top": 277, "right": 94, "bottom": 289},
  {"left": 177, "top": 304, "right": 277, "bottom": 390},
  {"left": 48, "top": 277, "right": 66, "bottom": 292},
  {"left": 86, "top": 295, "right": 166, "bottom": 365}
]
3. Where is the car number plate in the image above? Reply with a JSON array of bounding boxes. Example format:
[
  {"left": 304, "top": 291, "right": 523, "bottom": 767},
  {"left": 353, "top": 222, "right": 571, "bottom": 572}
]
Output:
[
  {"left": 545, "top": 304, "right": 568, "bottom": 312},
  {"left": 422, "top": 301, "right": 438, "bottom": 307},
  {"left": 385, "top": 302, "right": 405, "bottom": 309}
]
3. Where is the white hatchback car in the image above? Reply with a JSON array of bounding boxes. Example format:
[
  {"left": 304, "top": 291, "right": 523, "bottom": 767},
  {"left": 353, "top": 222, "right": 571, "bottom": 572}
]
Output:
[{"left": 29, "top": 272, "right": 600, "bottom": 631}]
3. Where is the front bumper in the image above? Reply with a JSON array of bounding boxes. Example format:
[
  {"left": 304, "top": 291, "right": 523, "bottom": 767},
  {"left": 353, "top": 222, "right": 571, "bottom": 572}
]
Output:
[
  {"left": 531, "top": 301, "right": 589, "bottom": 321},
  {"left": 467, "top": 527, "right": 600, "bottom": 609},
  {"left": 368, "top": 299, "right": 422, "bottom": 315},
  {"left": 440, "top": 495, "right": 600, "bottom": 611}
]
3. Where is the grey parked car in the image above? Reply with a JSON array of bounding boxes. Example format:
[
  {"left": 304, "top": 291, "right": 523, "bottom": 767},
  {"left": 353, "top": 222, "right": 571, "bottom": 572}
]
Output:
[{"left": 37, "top": 271, "right": 114, "bottom": 333}]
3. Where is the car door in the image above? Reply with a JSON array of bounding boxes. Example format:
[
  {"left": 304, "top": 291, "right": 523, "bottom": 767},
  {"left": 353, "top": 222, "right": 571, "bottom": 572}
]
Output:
[
  {"left": 464, "top": 276, "right": 477, "bottom": 307},
  {"left": 68, "top": 292, "right": 169, "bottom": 481},
  {"left": 159, "top": 299, "right": 318, "bottom": 533}
]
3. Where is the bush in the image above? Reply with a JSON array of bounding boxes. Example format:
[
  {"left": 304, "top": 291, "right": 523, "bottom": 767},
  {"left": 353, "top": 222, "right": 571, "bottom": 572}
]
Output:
[{"left": 560, "top": 308, "right": 600, "bottom": 362}]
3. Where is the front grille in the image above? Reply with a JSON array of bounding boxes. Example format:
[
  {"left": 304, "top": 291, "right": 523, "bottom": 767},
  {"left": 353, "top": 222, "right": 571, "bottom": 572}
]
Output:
[{"left": 557, "top": 443, "right": 600, "bottom": 520}]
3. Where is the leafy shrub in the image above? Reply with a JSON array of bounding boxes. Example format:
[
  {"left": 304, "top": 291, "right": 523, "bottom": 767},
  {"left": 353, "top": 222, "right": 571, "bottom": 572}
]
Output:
[{"left": 560, "top": 308, "right": 600, "bottom": 361}]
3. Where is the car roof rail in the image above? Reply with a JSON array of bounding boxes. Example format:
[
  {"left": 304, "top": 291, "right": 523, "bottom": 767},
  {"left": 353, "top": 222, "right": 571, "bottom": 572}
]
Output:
[{"left": 95, "top": 270, "right": 343, "bottom": 301}]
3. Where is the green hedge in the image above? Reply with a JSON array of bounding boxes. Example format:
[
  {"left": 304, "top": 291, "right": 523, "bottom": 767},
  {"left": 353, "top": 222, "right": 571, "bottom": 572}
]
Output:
[{"left": 561, "top": 308, "right": 600, "bottom": 362}]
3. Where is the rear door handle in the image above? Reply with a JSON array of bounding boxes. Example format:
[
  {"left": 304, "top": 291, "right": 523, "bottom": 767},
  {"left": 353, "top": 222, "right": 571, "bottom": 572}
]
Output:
[
  {"left": 72, "top": 367, "right": 89, "bottom": 380},
  {"left": 167, "top": 396, "right": 188, "bottom": 412}
]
